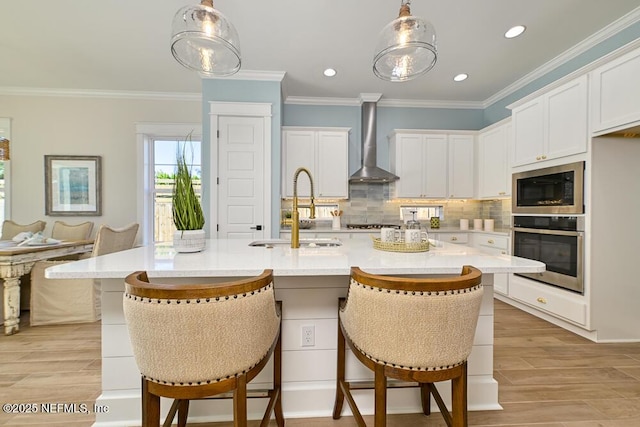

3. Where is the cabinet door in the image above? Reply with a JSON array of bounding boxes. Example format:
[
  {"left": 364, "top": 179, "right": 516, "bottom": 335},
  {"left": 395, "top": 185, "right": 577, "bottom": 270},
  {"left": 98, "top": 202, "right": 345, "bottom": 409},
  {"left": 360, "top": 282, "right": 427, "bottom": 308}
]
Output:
[
  {"left": 393, "top": 134, "right": 425, "bottom": 198},
  {"left": 546, "top": 75, "right": 588, "bottom": 159},
  {"left": 282, "top": 130, "right": 315, "bottom": 198},
  {"left": 591, "top": 47, "right": 640, "bottom": 134},
  {"left": 448, "top": 134, "right": 475, "bottom": 198},
  {"left": 424, "top": 134, "right": 448, "bottom": 198},
  {"left": 316, "top": 131, "right": 349, "bottom": 198},
  {"left": 512, "top": 99, "right": 544, "bottom": 166},
  {"left": 478, "top": 123, "right": 509, "bottom": 198}
]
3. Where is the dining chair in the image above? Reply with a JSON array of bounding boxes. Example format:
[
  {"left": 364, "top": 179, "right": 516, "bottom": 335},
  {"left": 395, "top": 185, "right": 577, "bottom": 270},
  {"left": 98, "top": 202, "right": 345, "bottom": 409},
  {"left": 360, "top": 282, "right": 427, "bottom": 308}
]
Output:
[
  {"left": 123, "top": 269, "right": 284, "bottom": 427},
  {"left": 333, "top": 265, "right": 483, "bottom": 427},
  {"left": 29, "top": 223, "right": 139, "bottom": 326},
  {"left": 1, "top": 219, "right": 46, "bottom": 240},
  {"left": 51, "top": 220, "right": 94, "bottom": 241}
]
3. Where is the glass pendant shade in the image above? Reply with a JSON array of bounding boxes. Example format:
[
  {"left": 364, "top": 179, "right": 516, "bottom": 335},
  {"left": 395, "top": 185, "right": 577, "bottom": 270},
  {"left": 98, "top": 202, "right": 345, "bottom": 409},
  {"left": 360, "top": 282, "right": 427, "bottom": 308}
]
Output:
[
  {"left": 171, "top": 0, "right": 241, "bottom": 76},
  {"left": 373, "top": 3, "right": 437, "bottom": 82}
]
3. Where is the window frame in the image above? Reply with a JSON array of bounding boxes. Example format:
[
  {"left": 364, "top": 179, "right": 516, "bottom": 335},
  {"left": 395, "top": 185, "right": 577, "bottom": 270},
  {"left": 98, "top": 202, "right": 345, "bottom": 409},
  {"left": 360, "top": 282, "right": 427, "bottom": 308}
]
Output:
[{"left": 135, "top": 123, "right": 202, "bottom": 245}]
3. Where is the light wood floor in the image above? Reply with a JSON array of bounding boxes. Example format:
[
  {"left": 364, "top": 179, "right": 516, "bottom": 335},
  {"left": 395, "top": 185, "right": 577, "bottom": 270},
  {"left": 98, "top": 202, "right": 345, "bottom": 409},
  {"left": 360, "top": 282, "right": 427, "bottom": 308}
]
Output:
[{"left": 1, "top": 300, "right": 640, "bottom": 426}]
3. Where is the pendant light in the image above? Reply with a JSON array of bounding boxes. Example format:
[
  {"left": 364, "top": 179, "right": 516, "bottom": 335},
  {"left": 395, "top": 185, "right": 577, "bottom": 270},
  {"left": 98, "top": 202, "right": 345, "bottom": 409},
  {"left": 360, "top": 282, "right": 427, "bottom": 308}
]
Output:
[
  {"left": 373, "top": 0, "right": 437, "bottom": 82},
  {"left": 171, "top": 0, "right": 241, "bottom": 76}
]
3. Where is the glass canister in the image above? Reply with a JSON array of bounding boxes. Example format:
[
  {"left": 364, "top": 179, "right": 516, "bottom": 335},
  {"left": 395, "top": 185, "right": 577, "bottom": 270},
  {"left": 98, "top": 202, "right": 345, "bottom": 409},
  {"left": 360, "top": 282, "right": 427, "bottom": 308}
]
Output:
[{"left": 406, "top": 210, "right": 421, "bottom": 229}]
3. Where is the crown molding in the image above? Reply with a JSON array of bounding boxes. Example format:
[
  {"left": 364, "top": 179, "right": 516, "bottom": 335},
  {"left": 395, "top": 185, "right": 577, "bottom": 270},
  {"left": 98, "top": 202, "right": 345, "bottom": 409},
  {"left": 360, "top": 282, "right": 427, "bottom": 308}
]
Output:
[
  {"left": 285, "top": 96, "right": 484, "bottom": 109},
  {"left": 0, "top": 86, "right": 201, "bottom": 101},
  {"left": 202, "top": 70, "right": 286, "bottom": 82}
]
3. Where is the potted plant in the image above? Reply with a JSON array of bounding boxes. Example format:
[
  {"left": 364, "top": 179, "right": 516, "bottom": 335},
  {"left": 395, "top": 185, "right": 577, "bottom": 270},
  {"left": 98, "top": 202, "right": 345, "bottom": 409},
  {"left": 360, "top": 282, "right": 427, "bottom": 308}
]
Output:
[{"left": 172, "top": 134, "right": 206, "bottom": 252}]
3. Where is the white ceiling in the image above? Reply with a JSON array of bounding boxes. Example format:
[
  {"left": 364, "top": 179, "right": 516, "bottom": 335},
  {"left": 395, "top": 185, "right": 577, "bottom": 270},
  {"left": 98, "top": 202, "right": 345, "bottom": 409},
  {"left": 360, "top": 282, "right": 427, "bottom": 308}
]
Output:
[{"left": 1, "top": 1, "right": 639, "bottom": 105}]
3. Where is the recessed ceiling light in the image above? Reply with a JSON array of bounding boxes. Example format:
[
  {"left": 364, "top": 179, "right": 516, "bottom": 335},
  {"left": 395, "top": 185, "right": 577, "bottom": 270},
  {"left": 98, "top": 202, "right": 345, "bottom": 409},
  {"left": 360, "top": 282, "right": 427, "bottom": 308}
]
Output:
[
  {"left": 323, "top": 68, "right": 337, "bottom": 77},
  {"left": 505, "top": 25, "right": 526, "bottom": 39},
  {"left": 454, "top": 73, "right": 468, "bottom": 82}
]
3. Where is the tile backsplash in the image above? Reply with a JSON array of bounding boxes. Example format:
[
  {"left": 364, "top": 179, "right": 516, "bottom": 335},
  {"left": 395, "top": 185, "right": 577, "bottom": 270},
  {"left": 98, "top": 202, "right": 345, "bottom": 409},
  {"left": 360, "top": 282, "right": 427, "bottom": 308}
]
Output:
[{"left": 282, "top": 183, "right": 512, "bottom": 229}]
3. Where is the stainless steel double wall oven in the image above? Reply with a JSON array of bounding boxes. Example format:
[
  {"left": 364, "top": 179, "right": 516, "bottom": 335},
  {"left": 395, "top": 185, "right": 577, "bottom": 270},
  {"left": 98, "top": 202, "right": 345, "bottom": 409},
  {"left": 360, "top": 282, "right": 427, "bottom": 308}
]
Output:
[{"left": 511, "top": 161, "right": 585, "bottom": 294}]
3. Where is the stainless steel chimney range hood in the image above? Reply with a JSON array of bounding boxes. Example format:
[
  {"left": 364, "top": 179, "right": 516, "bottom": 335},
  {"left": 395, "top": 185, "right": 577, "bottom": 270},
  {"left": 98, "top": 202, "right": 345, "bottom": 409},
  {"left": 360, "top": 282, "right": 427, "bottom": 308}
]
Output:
[{"left": 349, "top": 94, "right": 399, "bottom": 183}]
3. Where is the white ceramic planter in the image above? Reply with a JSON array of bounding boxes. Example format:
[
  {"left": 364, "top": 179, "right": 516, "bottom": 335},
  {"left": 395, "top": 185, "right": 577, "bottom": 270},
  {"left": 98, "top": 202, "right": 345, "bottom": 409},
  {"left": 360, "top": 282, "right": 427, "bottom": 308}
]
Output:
[{"left": 173, "top": 229, "right": 206, "bottom": 253}]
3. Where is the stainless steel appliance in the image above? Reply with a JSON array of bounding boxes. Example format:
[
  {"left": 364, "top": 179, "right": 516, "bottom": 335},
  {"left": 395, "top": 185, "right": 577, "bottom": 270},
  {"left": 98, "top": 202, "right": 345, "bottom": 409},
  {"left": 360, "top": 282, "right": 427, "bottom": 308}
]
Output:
[
  {"left": 512, "top": 216, "right": 584, "bottom": 294},
  {"left": 512, "top": 161, "right": 584, "bottom": 214}
]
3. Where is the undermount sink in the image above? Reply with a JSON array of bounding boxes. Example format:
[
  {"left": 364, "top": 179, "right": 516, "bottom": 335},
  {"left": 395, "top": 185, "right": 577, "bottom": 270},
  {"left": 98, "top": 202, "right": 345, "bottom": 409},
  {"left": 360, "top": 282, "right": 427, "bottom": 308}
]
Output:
[{"left": 249, "top": 238, "right": 342, "bottom": 248}]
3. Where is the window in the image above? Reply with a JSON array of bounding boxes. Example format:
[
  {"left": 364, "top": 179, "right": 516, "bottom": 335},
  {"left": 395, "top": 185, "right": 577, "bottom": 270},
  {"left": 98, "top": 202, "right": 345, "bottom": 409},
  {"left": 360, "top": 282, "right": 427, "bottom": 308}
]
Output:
[
  {"left": 0, "top": 118, "right": 11, "bottom": 223},
  {"left": 136, "top": 123, "right": 202, "bottom": 245},
  {"left": 152, "top": 139, "right": 202, "bottom": 242}
]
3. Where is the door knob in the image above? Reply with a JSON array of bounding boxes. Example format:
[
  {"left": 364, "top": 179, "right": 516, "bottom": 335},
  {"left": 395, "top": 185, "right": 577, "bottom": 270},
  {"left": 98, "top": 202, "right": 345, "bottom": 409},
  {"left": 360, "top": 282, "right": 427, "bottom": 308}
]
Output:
[{"left": 250, "top": 225, "right": 262, "bottom": 230}]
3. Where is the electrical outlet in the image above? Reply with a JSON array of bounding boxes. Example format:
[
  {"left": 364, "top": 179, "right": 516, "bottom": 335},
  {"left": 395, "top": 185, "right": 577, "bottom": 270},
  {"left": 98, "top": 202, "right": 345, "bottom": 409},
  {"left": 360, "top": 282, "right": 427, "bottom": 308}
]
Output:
[{"left": 301, "top": 325, "right": 315, "bottom": 347}]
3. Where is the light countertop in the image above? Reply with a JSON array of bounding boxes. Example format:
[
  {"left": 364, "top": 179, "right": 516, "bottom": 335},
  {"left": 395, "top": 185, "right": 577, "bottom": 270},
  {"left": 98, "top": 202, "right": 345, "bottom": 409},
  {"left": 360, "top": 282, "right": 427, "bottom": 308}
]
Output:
[{"left": 45, "top": 238, "right": 543, "bottom": 279}]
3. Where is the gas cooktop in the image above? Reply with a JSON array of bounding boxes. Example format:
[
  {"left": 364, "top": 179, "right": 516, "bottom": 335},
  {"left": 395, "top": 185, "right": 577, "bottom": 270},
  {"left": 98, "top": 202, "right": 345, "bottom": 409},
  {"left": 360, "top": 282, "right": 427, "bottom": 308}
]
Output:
[{"left": 346, "top": 224, "right": 401, "bottom": 230}]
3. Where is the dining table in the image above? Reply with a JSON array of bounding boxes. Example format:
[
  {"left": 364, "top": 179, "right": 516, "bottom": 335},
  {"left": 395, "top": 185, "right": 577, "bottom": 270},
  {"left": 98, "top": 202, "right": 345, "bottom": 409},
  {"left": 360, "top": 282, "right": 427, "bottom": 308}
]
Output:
[{"left": 0, "top": 239, "right": 93, "bottom": 335}]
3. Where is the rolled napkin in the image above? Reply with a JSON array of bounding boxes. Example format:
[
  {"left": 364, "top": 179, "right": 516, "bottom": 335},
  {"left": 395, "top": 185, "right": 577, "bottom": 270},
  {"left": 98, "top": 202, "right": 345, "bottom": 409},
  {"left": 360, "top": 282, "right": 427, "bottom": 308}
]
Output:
[
  {"left": 16, "top": 231, "right": 61, "bottom": 246},
  {"left": 12, "top": 231, "right": 33, "bottom": 242}
]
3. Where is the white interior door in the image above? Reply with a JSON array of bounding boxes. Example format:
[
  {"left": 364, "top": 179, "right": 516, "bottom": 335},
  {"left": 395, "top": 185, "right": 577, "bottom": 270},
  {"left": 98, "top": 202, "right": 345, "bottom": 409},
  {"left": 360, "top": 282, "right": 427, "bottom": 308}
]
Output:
[{"left": 217, "top": 116, "right": 265, "bottom": 239}]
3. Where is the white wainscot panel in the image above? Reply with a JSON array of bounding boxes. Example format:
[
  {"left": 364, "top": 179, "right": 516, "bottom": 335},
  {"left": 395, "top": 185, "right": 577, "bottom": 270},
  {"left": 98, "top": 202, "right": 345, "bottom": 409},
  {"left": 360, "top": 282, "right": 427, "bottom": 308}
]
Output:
[
  {"left": 102, "top": 291, "right": 125, "bottom": 324},
  {"left": 282, "top": 318, "right": 337, "bottom": 351},
  {"left": 102, "top": 324, "right": 132, "bottom": 358},
  {"left": 276, "top": 287, "right": 347, "bottom": 320}
]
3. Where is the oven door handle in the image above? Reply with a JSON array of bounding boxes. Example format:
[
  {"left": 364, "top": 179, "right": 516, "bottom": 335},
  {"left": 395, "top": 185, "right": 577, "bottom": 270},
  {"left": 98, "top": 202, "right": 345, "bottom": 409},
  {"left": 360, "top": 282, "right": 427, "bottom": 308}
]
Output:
[{"left": 513, "top": 227, "right": 583, "bottom": 237}]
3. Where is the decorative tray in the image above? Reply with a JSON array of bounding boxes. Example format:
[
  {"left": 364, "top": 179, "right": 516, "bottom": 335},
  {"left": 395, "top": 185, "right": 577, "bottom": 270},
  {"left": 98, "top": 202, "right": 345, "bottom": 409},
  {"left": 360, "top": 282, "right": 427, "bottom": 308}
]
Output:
[{"left": 371, "top": 236, "right": 429, "bottom": 253}]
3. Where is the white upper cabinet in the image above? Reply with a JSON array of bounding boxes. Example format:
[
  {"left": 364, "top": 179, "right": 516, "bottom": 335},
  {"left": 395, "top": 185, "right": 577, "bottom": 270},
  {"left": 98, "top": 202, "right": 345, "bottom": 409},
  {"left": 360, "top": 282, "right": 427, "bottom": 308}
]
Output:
[
  {"left": 389, "top": 130, "right": 474, "bottom": 199},
  {"left": 448, "top": 134, "right": 475, "bottom": 198},
  {"left": 590, "top": 46, "right": 640, "bottom": 135},
  {"left": 282, "top": 127, "right": 350, "bottom": 199},
  {"left": 511, "top": 75, "right": 588, "bottom": 167},
  {"left": 478, "top": 120, "right": 511, "bottom": 198}
]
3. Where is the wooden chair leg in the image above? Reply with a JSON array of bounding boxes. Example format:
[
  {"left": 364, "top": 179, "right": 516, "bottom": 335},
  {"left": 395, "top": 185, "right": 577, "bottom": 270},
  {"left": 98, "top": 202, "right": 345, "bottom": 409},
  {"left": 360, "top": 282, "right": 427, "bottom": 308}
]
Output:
[
  {"left": 261, "top": 313, "right": 285, "bottom": 427},
  {"left": 177, "top": 400, "right": 190, "bottom": 427},
  {"left": 374, "top": 364, "right": 387, "bottom": 427},
  {"left": 451, "top": 362, "right": 468, "bottom": 427},
  {"left": 142, "top": 378, "right": 160, "bottom": 427},
  {"left": 332, "top": 306, "right": 346, "bottom": 420},
  {"left": 234, "top": 374, "right": 248, "bottom": 427},
  {"left": 420, "top": 383, "right": 432, "bottom": 416}
]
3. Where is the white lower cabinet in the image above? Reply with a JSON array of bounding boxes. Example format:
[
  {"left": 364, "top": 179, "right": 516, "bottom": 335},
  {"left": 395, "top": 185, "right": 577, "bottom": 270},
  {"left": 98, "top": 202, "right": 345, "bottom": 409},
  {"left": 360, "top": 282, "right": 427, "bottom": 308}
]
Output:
[
  {"left": 471, "top": 233, "right": 509, "bottom": 295},
  {"left": 508, "top": 275, "right": 587, "bottom": 326},
  {"left": 431, "top": 232, "right": 469, "bottom": 245}
]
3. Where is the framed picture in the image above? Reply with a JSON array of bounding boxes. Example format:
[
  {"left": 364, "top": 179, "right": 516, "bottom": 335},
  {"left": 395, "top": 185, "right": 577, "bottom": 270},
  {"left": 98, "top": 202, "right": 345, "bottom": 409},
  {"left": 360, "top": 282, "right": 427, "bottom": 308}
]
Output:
[{"left": 45, "top": 155, "right": 102, "bottom": 216}]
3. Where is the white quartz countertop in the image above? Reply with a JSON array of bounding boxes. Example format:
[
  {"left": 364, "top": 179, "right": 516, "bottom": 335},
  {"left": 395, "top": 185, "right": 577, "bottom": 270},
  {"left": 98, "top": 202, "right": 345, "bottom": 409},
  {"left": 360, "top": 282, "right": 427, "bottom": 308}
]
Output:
[{"left": 45, "top": 238, "right": 544, "bottom": 279}]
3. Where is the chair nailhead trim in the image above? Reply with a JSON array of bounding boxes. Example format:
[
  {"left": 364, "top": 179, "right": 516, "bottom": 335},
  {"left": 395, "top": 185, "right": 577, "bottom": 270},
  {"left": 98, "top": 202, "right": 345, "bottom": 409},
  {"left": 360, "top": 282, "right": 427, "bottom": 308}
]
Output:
[
  {"left": 349, "top": 279, "right": 482, "bottom": 296},
  {"left": 125, "top": 283, "right": 273, "bottom": 305},
  {"left": 140, "top": 348, "right": 272, "bottom": 386}
]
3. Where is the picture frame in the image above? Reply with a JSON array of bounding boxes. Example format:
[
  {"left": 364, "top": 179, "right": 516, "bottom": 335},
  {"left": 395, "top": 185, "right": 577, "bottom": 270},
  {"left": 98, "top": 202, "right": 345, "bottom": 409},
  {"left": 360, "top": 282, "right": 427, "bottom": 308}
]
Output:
[{"left": 45, "top": 155, "right": 102, "bottom": 216}]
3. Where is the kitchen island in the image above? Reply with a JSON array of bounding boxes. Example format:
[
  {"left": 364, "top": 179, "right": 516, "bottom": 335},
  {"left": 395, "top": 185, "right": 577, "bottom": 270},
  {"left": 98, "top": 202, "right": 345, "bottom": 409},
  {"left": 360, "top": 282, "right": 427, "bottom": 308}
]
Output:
[{"left": 46, "top": 238, "right": 544, "bottom": 427}]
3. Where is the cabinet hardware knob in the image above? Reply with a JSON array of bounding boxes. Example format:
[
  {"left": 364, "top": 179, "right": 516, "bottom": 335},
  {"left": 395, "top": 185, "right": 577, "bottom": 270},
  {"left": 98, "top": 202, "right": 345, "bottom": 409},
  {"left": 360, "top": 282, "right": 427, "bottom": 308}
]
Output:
[
  {"left": 501, "top": 251, "right": 506, "bottom": 254},
  {"left": 488, "top": 239, "right": 494, "bottom": 244},
  {"left": 536, "top": 297, "right": 547, "bottom": 304},
  {"left": 451, "top": 237, "right": 458, "bottom": 241},
  {"left": 541, "top": 155, "right": 547, "bottom": 159}
]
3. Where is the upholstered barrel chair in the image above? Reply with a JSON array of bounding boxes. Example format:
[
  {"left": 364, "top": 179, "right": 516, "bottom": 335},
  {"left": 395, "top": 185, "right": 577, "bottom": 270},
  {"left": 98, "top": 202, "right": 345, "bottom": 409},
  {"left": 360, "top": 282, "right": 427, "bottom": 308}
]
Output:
[
  {"left": 123, "top": 269, "right": 284, "bottom": 427},
  {"left": 333, "top": 265, "right": 484, "bottom": 427}
]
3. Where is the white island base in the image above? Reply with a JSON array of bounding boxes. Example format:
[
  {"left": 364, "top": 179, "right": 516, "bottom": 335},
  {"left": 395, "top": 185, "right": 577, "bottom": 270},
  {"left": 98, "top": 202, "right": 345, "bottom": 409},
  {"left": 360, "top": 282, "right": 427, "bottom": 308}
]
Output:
[
  {"left": 97, "top": 274, "right": 498, "bottom": 426},
  {"left": 44, "top": 238, "right": 543, "bottom": 426}
]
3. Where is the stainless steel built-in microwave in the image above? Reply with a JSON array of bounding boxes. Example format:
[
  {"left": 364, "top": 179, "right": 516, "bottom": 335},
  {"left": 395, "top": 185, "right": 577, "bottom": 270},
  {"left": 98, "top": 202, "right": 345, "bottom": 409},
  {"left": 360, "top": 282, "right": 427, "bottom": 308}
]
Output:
[{"left": 512, "top": 161, "right": 585, "bottom": 215}]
